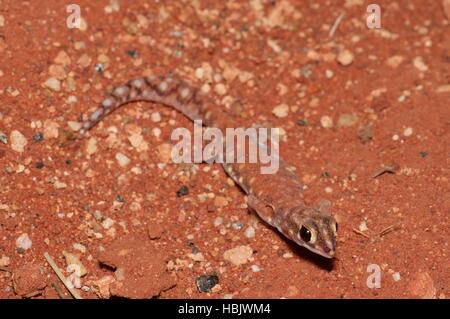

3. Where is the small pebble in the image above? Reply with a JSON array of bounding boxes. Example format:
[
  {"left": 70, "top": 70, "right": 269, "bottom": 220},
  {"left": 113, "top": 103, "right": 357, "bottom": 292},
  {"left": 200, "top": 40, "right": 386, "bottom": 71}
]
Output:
[
  {"left": 85, "top": 138, "right": 97, "bottom": 155},
  {"left": 337, "top": 113, "right": 358, "bottom": 127},
  {"left": 0, "top": 256, "right": 11, "bottom": 267},
  {"left": 251, "top": 265, "right": 261, "bottom": 272},
  {"left": 231, "top": 221, "right": 243, "bottom": 230},
  {"left": 214, "top": 196, "right": 228, "bottom": 207},
  {"left": 213, "top": 217, "right": 223, "bottom": 227},
  {"left": 73, "top": 243, "right": 87, "bottom": 253},
  {"left": 35, "top": 161, "right": 45, "bottom": 169},
  {"left": 151, "top": 112, "right": 162, "bottom": 122},
  {"left": 43, "top": 120, "right": 60, "bottom": 140},
  {"left": 244, "top": 226, "right": 255, "bottom": 238},
  {"left": 63, "top": 250, "right": 87, "bottom": 277},
  {"left": 223, "top": 245, "right": 253, "bottom": 266},
  {"left": 0, "top": 131, "right": 8, "bottom": 144},
  {"left": 320, "top": 116, "right": 333, "bottom": 128},
  {"left": 176, "top": 185, "right": 189, "bottom": 197},
  {"left": 16, "top": 233, "right": 32, "bottom": 251},
  {"left": 102, "top": 218, "right": 115, "bottom": 229},
  {"left": 337, "top": 50, "right": 354, "bottom": 66},
  {"left": 54, "top": 50, "right": 71, "bottom": 66},
  {"left": 33, "top": 132, "right": 43, "bottom": 142},
  {"left": 325, "top": 69, "right": 334, "bottom": 78},
  {"left": 214, "top": 83, "right": 227, "bottom": 96},
  {"left": 297, "top": 119, "right": 308, "bottom": 126},
  {"left": 359, "top": 221, "right": 368, "bottom": 232},
  {"left": 413, "top": 57, "right": 428, "bottom": 72},
  {"left": 44, "top": 77, "right": 61, "bottom": 92},
  {"left": 196, "top": 275, "right": 219, "bottom": 293},
  {"left": 403, "top": 127, "right": 413, "bottom": 137},
  {"left": 10, "top": 130, "right": 27, "bottom": 153},
  {"left": 115, "top": 152, "right": 131, "bottom": 167},
  {"left": 188, "top": 252, "right": 205, "bottom": 262},
  {"left": 272, "top": 103, "right": 289, "bottom": 118},
  {"left": 419, "top": 151, "right": 428, "bottom": 158},
  {"left": 282, "top": 252, "right": 293, "bottom": 259},
  {"left": 393, "top": 272, "right": 401, "bottom": 282}
]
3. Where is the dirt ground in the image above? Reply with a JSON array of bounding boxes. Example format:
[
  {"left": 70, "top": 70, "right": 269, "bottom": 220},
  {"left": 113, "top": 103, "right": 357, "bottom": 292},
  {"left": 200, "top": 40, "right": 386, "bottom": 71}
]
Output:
[{"left": 0, "top": 0, "right": 449, "bottom": 299}]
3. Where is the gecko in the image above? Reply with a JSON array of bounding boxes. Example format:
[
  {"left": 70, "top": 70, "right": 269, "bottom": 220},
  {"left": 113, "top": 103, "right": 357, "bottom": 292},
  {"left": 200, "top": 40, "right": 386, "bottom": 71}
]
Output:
[{"left": 76, "top": 74, "right": 338, "bottom": 258}]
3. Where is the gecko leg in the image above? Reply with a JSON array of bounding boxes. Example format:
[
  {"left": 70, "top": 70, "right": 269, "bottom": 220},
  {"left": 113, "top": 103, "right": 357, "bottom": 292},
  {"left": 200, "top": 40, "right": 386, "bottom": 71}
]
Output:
[{"left": 247, "top": 194, "right": 277, "bottom": 227}]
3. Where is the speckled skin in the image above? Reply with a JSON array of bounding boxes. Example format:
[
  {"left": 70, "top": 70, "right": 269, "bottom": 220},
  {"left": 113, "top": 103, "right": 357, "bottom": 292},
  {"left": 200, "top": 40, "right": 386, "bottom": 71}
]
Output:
[{"left": 78, "top": 74, "right": 337, "bottom": 258}]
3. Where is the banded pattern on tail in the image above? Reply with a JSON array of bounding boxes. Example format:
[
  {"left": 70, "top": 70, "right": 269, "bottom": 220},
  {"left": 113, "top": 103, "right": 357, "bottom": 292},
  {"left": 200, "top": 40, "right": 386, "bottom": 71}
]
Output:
[{"left": 79, "top": 74, "right": 228, "bottom": 135}]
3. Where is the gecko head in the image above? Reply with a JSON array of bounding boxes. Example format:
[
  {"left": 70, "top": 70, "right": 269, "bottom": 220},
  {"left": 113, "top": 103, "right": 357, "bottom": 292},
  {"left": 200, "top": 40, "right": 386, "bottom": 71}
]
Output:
[{"left": 287, "top": 205, "right": 338, "bottom": 259}]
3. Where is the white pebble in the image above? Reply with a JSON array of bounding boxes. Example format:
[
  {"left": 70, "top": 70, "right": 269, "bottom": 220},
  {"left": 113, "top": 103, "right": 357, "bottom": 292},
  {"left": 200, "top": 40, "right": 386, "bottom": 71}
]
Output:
[
  {"left": 102, "top": 218, "right": 115, "bottom": 229},
  {"left": 393, "top": 272, "right": 401, "bottom": 282},
  {"left": 213, "top": 217, "right": 223, "bottom": 227},
  {"left": 73, "top": 243, "right": 87, "bottom": 253},
  {"left": 403, "top": 127, "right": 413, "bottom": 137},
  {"left": 244, "top": 226, "right": 255, "bottom": 238},
  {"left": 115, "top": 152, "right": 131, "bottom": 167},
  {"left": 413, "top": 56, "right": 428, "bottom": 72},
  {"left": 10, "top": 130, "right": 27, "bottom": 153},
  {"left": 325, "top": 186, "right": 333, "bottom": 194},
  {"left": 320, "top": 116, "right": 333, "bottom": 128},
  {"left": 152, "top": 127, "right": 161, "bottom": 138},
  {"left": 359, "top": 221, "right": 368, "bottom": 232},
  {"left": 44, "top": 77, "right": 61, "bottom": 92},
  {"left": 272, "top": 104, "right": 289, "bottom": 118},
  {"left": 151, "top": 112, "right": 162, "bottom": 122},
  {"left": 337, "top": 50, "right": 354, "bottom": 66},
  {"left": 16, "top": 233, "right": 32, "bottom": 250},
  {"left": 214, "top": 83, "right": 227, "bottom": 96},
  {"left": 251, "top": 265, "right": 261, "bottom": 272},
  {"left": 223, "top": 245, "right": 253, "bottom": 266},
  {"left": 392, "top": 134, "right": 400, "bottom": 141}
]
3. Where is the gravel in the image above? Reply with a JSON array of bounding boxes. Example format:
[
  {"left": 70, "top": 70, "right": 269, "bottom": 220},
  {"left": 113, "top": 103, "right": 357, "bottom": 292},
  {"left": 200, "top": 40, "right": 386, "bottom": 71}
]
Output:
[
  {"left": 196, "top": 275, "right": 219, "bottom": 293},
  {"left": 44, "top": 77, "right": 61, "bottom": 92},
  {"left": 244, "top": 226, "right": 255, "bottom": 238},
  {"left": 115, "top": 152, "right": 131, "bottom": 167},
  {"left": 337, "top": 50, "right": 354, "bottom": 66},
  {"left": 320, "top": 116, "right": 333, "bottom": 128},
  {"left": 0, "top": 131, "right": 7, "bottom": 144},
  {"left": 16, "top": 233, "right": 32, "bottom": 251},
  {"left": 32, "top": 132, "right": 43, "bottom": 142},
  {"left": 176, "top": 185, "right": 189, "bottom": 197},
  {"left": 223, "top": 245, "right": 253, "bottom": 266},
  {"left": 10, "top": 130, "right": 27, "bottom": 152},
  {"left": 272, "top": 103, "right": 289, "bottom": 118}
]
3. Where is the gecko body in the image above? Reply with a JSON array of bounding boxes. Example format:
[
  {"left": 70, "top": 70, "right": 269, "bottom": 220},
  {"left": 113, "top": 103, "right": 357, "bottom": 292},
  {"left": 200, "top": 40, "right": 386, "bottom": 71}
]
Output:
[{"left": 78, "top": 74, "right": 337, "bottom": 258}]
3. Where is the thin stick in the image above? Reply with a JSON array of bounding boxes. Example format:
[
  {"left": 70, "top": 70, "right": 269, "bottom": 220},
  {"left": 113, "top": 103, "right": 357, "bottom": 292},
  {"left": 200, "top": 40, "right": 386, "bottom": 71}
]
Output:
[
  {"left": 44, "top": 252, "right": 82, "bottom": 299},
  {"left": 329, "top": 13, "right": 345, "bottom": 37},
  {"left": 0, "top": 266, "right": 11, "bottom": 272},
  {"left": 372, "top": 164, "right": 400, "bottom": 178},
  {"left": 379, "top": 223, "right": 401, "bottom": 237},
  {"left": 352, "top": 228, "right": 371, "bottom": 239},
  {"left": 51, "top": 282, "right": 68, "bottom": 299}
]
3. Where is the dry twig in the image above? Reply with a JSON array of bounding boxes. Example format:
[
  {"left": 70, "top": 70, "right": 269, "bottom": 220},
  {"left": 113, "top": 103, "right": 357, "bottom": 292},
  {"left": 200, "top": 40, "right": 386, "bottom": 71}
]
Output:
[{"left": 44, "top": 252, "right": 82, "bottom": 299}]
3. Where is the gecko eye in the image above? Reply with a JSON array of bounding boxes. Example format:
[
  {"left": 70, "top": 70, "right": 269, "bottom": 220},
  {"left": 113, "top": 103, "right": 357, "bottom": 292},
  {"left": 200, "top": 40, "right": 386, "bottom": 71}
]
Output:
[{"left": 299, "top": 226, "right": 312, "bottom": 242}]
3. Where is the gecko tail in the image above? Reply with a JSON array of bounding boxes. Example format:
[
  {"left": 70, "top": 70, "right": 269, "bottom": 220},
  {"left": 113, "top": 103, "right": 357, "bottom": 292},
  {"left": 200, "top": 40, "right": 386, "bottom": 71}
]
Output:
[{"left": 78, "top": 75, "right": 207, "bottom": 136}]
